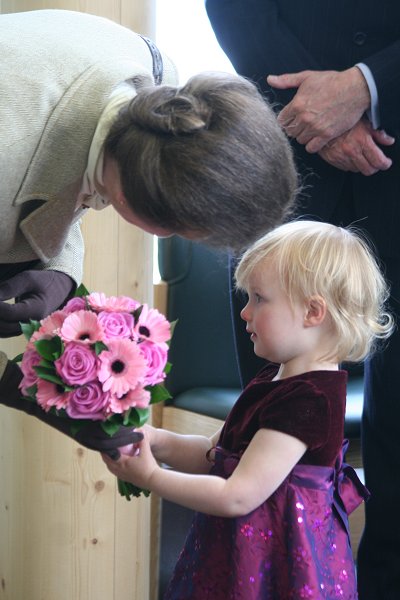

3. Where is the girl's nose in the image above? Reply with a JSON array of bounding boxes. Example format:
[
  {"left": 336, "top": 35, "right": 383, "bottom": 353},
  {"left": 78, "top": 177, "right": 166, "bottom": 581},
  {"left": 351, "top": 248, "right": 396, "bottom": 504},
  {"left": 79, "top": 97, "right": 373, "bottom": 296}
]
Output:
[{"left": 240, "top": 303, "right": 250, "bottom": 322}]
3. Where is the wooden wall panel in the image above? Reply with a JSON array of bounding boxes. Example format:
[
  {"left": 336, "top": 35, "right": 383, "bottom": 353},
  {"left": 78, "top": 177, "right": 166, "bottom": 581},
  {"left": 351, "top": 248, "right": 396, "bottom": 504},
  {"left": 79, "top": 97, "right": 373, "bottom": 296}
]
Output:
[{"left": 0, "top": 2, "right": 156, "bottom": 599}]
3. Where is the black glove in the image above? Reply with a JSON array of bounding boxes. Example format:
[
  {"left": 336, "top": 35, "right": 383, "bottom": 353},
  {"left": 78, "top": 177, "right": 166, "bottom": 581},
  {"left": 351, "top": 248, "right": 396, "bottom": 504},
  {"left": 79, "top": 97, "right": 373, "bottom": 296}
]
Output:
[
  {"left": 0, "top": 359, "right": 143, "bottom": 459},
  {"left": 0, "top": 270, "right": 76, "bottom": 337}
]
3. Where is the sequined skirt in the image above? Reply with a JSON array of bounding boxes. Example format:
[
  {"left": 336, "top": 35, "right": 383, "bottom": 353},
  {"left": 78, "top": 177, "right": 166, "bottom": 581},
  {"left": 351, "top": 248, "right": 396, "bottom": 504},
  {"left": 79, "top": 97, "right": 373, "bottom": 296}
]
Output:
[{"left": 163, "top": 445, "right": 367, "bottom": 600}]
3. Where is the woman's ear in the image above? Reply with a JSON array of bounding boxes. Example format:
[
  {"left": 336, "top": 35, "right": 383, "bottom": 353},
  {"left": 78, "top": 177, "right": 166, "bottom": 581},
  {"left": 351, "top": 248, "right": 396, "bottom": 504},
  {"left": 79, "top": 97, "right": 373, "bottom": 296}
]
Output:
[{"left": 304, "top": 295, "right": 327, "bottom": 327}]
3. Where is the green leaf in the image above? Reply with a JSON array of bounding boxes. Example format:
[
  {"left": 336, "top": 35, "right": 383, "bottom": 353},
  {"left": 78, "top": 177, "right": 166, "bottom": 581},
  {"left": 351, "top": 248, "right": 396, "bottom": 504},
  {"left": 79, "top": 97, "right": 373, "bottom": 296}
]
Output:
[
  {"left": 164, "top": 361, "right": 172, "bottom": 375},
  {"left": 74, "top": 283, "right": 90, "bottom": 297},
  {"left": 132, "top": 305, "right": 144, "bottom": 325},
  {"left": 23, "top": 384, "right": 38, "bottom": 400},
  {"left": 54, "top": 408, "right": 68, "bottom": 418},
  {"left": 93, "top": 341, "right": 108, "bottom": 355},
  {"left": 106, "top": 414, "right": 123, "bottom": 426},
  {"left": 39, "top": 358, "right": 55, "bottom": 369},
  {"left": 69, "top": 420, "right": 88, "bottom": 437},
  {"left": 134, "top": 407, "right": 149, "bottom": 427},
  {"left": 34, "top": 336, "right": 63, "bottom": 361},
  {"left": 123, "top": 407, "right": 149, "bottom": 427},
  {"left": 117, "top": 479, "right": 132, "bottom": 501},
  {"left": 122, "top": 408, "right": 132, "bottom": 426},
  {"left": 169, "top": 319, "right": 178, "bottom": 340},
  {"left": 123, "top": 410, "right": 137, "bottom": 427},
  {"left": 20, "top": 320, "right": 41, "bottom": 341},
  {"left": 101, "top": 421, "right": 120, "bottom": 437},
  {"left": 34, "top": 366, "right": 67, "bottom": 387},
  {"left": 12, "top": 353, "right": 24, "bottom": 364},
  {"left": 149, "top": 384, "right": 172, "bottom": 405},
  {"left": 163, "top": 319, "right": 177, "bottom": 347},
  {"left": 117, "top": 479, "right": 150, "bottom": 500}
]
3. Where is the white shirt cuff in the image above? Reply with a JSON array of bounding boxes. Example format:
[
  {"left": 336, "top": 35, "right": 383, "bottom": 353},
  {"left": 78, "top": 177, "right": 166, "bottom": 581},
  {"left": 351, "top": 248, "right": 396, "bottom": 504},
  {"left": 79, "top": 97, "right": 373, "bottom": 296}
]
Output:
[{"left": 356, "top": 63, "right": 380, "bottom": 129}]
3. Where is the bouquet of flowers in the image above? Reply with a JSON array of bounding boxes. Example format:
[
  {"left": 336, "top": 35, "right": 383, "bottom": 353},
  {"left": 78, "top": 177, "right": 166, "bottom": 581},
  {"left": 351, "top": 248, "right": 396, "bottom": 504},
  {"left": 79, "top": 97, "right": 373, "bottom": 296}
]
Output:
[{"left": 16, "top": 284, "right": 174, "bottom": 500}]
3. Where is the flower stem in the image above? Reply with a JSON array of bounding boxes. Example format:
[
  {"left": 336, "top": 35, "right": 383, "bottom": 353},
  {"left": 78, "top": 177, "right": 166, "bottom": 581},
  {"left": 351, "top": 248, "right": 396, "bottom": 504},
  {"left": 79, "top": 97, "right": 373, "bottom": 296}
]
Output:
[{"left": 117, "top": 478, "right": 151, "bottom": 500}]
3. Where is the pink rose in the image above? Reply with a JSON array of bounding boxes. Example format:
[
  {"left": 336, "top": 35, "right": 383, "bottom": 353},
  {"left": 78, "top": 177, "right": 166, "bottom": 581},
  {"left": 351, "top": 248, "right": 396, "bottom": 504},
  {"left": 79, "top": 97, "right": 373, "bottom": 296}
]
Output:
[
  {"left": 63, "top": 297, "right": 87, "bottom": 314},
  {"left": 66, "top": 381, "right": 109, "bottom": 420},
  {"left": 55, "top": 343, "right": 98, "bottom": 386},
  {"left": 19, "top": 348, "right": 42, "bottom": 395},
  {"left": 140, "top": 340, "right": 168, "bottom": 386},
  {"left": 98, "top": 311, "right": 134, "bottom": 340}
]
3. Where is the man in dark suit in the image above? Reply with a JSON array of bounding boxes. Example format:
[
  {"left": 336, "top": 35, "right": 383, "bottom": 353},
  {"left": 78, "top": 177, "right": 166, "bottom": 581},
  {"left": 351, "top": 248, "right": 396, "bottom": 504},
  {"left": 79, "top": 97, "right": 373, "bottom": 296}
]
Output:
[{"left": 206, "top": 2, "right": 400, "bottom": 598}]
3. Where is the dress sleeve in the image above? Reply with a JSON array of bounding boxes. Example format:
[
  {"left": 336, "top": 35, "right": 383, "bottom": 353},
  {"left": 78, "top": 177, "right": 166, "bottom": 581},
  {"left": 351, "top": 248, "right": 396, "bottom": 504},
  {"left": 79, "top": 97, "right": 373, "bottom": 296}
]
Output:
[{"left": 258, "top": 380, "right": 330, "bottom": 450}]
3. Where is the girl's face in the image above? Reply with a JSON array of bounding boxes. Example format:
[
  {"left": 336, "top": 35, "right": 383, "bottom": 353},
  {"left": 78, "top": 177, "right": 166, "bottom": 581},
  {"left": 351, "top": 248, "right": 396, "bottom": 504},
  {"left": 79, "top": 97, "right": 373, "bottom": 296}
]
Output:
[{"left": 240, "top": 261, "right": 311, "bottom": 368}]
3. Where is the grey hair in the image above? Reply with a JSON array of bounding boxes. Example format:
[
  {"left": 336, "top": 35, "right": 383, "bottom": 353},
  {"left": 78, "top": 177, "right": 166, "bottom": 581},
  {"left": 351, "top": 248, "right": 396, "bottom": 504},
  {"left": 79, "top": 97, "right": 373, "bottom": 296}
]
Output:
[{"left": 104, "top": 71, "right": 298, "bottom": 253}]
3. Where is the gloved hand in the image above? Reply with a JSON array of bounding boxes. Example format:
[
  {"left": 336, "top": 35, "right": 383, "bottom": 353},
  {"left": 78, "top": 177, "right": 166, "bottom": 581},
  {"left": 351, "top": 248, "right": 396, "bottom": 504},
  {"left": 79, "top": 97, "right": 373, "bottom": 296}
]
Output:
[
  {"left": 0, "top": 269, "right": 76, "bottom": 337},
  {"left": 0, "top": 354, "right": 143, "bottom": 459}
]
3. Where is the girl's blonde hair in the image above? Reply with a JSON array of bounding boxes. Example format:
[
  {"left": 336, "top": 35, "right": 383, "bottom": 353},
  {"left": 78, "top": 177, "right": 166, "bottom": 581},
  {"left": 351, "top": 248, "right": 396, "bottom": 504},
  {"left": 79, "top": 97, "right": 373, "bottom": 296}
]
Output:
[{"left": 235, "top": 220, "right": 394, "bottom": 363}]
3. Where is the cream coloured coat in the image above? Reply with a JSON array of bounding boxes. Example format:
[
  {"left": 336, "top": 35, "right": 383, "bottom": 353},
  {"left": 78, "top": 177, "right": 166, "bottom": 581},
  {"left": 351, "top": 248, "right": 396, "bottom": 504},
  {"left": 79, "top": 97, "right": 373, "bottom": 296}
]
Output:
[{"left": 0, "top": 9, "right": 177, "bottom": 283}]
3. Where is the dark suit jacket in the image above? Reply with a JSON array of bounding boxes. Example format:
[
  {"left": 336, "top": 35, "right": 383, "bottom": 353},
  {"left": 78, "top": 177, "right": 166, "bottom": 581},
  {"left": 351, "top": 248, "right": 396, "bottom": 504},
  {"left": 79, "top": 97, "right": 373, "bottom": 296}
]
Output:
[{"left": 206, "top": 0, "right": 400, "bottom": 258}]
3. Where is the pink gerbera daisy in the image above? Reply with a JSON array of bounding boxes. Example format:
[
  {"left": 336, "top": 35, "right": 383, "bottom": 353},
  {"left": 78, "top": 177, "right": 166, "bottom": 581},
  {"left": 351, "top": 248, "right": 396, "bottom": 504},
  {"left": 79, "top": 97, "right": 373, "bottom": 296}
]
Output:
[
  {"left": 135, "top": 304, "right": 171, "bottom": 344},
  {"left": 97, "top": 338, "right": 147, "bottom": 398},
  {"left": 36, "top": 379, "right": 70, "bottom": 412},
  {"left": 60, "top": 310, "right": 104, "bottom": 344},
  {"left": 107, "top": 385, "right": 151, "bottom": 414},
  {"left": 87, "top": 292, "right": 140, "bottom": 313},
  {"left": 30, "top": 310, "right": 68, "bottom": 345}
]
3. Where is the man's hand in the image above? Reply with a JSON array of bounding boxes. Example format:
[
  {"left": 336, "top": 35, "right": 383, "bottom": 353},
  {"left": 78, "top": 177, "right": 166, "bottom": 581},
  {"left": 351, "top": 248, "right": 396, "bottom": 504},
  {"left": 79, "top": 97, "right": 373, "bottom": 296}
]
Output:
[
  {"left": 0, "top": 270, "right": 75, "bottom": 337},
  {"left": 319, "top": 119, "right": 395, "bottom": 175},
  {"left": 267, "top": 67, "right": 371, "bottom": 152}
]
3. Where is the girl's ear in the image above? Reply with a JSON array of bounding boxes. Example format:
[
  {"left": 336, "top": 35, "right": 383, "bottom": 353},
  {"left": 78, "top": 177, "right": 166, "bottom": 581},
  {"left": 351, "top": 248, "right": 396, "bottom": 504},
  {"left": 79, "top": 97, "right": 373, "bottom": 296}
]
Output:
[{"left": 304, "top": 295, "right": 327, "bottom": 327}]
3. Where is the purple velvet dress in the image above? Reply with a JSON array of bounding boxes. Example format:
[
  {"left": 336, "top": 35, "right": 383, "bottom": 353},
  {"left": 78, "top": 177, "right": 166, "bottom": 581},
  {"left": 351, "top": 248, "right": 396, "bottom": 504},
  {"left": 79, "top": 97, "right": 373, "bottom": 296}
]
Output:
[{"left": 164, "top": 366, "right": 369, "bottom": 600}]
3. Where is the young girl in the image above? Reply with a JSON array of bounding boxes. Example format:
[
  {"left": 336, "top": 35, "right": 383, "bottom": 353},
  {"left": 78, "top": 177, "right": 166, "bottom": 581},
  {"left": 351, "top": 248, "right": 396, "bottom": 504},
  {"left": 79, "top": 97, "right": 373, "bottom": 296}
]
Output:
[{"left": 103, "top": 220, "right": 393, "bottom": 599}]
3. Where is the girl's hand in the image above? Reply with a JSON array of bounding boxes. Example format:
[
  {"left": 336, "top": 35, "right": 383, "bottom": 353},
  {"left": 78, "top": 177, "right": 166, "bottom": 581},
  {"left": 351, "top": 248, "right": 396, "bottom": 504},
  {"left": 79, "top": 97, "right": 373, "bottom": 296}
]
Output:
[
  {"left": 102, "top": 428, "right": 160, "bottom": 491},
  {"left": 140, "top": 423, "right": 157, "bottom": 448}
]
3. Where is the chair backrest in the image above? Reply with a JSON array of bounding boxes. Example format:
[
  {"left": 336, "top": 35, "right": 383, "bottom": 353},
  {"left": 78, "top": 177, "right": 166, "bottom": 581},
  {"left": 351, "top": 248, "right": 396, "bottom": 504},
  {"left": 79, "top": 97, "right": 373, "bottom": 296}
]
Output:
[{"left": 158, "top": 237, "right": 241, "bottom": 398}]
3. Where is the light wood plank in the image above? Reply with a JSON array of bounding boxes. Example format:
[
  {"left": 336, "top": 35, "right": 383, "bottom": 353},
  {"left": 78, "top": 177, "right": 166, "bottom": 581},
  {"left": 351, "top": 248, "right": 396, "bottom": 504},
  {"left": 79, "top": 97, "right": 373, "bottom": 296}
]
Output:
[{"left": 162, "top": 407, "right": 224, "bottom": 438}]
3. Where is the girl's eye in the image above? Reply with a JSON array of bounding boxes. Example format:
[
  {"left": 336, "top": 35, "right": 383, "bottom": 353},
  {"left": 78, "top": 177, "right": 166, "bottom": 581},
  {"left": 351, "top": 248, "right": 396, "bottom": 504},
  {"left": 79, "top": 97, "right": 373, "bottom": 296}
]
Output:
[{"left": 255, "top": 293, "right": 263, "bottom": 303}]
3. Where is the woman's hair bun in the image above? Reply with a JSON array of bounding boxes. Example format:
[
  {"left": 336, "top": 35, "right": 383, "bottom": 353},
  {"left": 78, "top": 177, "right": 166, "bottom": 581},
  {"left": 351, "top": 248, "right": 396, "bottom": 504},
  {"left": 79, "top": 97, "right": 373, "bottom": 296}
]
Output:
[{"left": 127, "top": 86, "right": 212, "bottom": 135}]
